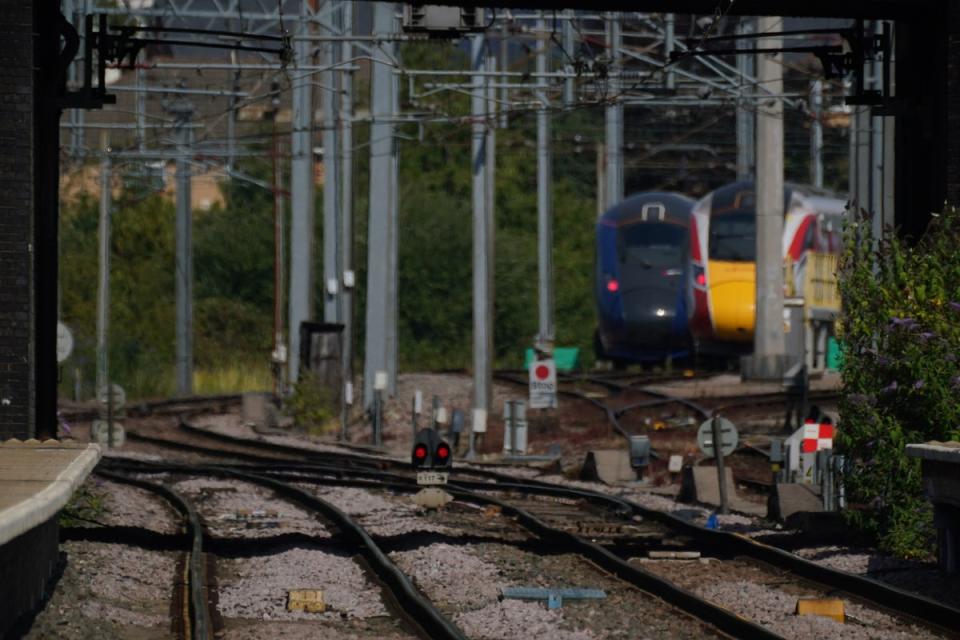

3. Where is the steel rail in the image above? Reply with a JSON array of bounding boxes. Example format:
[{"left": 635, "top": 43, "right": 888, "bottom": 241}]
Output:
[
  {"left": 157, "top": 424, "right": 960, "bottom": 637},
  {"left": 94, "top": 469, "right": 212, "bottom": 640},
  {"left": 100, "top": 458, "right": 779, "bottom": 640},
  {"left": 97, "top": 459, "right": 466, "bottom": 640},
  {"left": 59, "top": 393, "right": 242, "bottom": 421},
  {"left": 220, "top": 469, "right": 467, "bottom": 640}
]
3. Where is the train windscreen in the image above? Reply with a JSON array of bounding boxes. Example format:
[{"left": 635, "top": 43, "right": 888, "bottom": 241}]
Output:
[
  {"left": 616, "top": 223, "right": 687, "bottom": 268},
  {"left": 709, "top": 212, "right": 755, "bottom": 262}
]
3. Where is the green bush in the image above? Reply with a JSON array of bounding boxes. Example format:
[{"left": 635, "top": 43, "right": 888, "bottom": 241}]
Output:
[
  {"left": 285, "top": 371, "right": 339, "bottom": 434},
  {"left": 837, "top": 208, "right": 960, "bottom": 557}
]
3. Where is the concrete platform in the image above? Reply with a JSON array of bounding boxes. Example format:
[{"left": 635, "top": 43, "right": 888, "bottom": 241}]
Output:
[
  {"left": 642, "top": 371, "right": 841, "bottom": 400},
  {"left": 0, "top": 439, "right": 100, "bottom": 637},
  {"left": 906, "top": 441, "right": 960, "bottom": 574}
]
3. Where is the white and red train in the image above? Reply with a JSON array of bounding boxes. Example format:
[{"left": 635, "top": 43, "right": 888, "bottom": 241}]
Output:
[{"left": 688, "top": 181, "right": 846, "bottom": 355}]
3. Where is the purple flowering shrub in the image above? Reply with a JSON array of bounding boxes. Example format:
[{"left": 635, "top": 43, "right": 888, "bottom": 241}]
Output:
[{"left": 837, "top": 208, "right": 960, "bottom": 557}]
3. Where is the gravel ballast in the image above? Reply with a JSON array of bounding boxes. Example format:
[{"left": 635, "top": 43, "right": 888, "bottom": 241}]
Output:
[
  {"left": 24, "top": 541, "right": 176, "bottom": 640},
  {"left": 172, "top": 477, "right": 332, "bottom": 539},
  {"left": 218, "top": 547, "right": 390, "bottom": 620},
  {"left": 643, "top": 559, "right": 948, "bottom": 640},
  {"left": 303, "top": 484, "right": 455, "bottom": 537},
  {"left": 89, "top": 478, "right": 182, "bottom": 534}
]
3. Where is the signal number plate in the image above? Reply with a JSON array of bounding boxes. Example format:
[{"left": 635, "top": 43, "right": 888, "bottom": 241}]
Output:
[{"left": 417, "top": 471, "right": 449, "bottom": 486}]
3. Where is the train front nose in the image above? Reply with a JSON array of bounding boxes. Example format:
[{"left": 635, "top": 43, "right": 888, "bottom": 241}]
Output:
[
  {"left": 710, "top": 280, "right": 755, "bottom": 342},
  {"left": 621, "top": 288, "right": 682, "bottom": 343}
]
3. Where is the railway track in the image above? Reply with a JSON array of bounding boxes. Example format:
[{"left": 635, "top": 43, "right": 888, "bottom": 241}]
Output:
[
  {"left": 59, "top": 393, "right": 243, "bottom": 422},
  {"left": 94, "top": 462, "right": 463, "bottom": 640},
  {"left": 93, "top": 469, "right": 216, "bottom": 640},
  {"left": 103, "top": 419, "right": 960, "bottom": 639}
]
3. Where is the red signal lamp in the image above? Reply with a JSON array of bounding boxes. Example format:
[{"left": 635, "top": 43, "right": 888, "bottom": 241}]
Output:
[
  {"left": 695, "top": 271, "right": 706, "bottom": 286},
  {"left": 606, "top": 278, "right": 619, "bottom": 293},
  {"left": 436, "top": 444, "right": 450, "bottom": 461},
  {"left": 413, "top": 444, "right": 428, "bottom": 463}
]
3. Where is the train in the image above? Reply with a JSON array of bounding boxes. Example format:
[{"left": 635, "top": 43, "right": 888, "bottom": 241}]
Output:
[
  {"left": 689, "top": 181, "right": 846, "bottom": 355},
  {"left": 594, "top": 183, "right": 845, "bottom": 365},
  {"left": 594, "top": 192, "right": 696, "bottom": 365}
]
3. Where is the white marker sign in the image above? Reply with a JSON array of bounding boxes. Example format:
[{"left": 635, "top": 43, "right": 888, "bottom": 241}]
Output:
[
  {"left": 528, "top": 358, "right": 557, "bottom": 409},
  {"left": 57, "top": 322, "right": 74, "bottom": 363},
  {"left": 96, "top": 383, "right": 127, "bottom": 409}
]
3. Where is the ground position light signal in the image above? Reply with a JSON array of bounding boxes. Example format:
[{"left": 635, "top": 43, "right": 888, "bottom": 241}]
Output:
[{"left": 411, "top": 428, "right": 452, "bottom": 469}]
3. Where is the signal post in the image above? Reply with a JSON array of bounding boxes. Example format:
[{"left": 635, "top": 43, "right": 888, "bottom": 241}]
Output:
[{"left": 411, "top": 428, "right": 454, "bottom": 509}]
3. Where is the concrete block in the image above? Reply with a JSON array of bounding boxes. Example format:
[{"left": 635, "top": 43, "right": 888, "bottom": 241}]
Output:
[
  {"left": 679, "top": 466, "right": 766, "bottom": 515},
  {"left": 242, "top": 392, "right": 278, "bottom": 429},
  {"left": 681, "top": 465, "right": 735, "bottom": 507},
  {"left": 770, "top": 482, "right": 823, "bottom": 522},
  {"left": 580, "top": 449, "right": 635, "bottom": 484}
]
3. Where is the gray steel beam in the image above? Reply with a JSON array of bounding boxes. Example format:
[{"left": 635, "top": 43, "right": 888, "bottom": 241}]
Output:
[
  {"left": 96, "top": 141, "right": 111, "bottom": 396},
  {"left": 471, "top": 33, "right": 493, "bottom": 436},
  {"left": 604, "top": 13, "right": 623, "bottom": 208},
  {"left": 288, "top": 1, "right": 316, "bottom": 384},
  {"left": 536, "top": 14, "right": 554, "bottom": 351},
  {"left": 172, "top": 101, "right": 194, "bottom": 396},
  {"left": 563, "top": 11, "right": 576, "bottom": 105},
  {"left": 363, "top": 2, "right": 396, "bottom": 407},
  {"left": 810, "top": 79, "right": 823, "bottom": 188},
  {"left": 387, "top": 16, "right": 401, "bottom": 397},
  {"left": 322, "top": 0, "right": 341, "bottom": 325},
  {"left": 870, "top": 20, "right": 886, "bottom": 238},
  {"left": 664, "top": 13, "right": 676, "bottom": 91},
  {"left": 736, "top": 17, "right": 755, "bottom": 182},
  {"left": 500, "top": 20, "right": 510, "bottom": 127},
  {"left": 748, "top": 17, "right": 785, "bottom": 380},
  {"left": 881, "top": 22, "right": 896, "bottom": 231},
  {"left": 849, "top": 106, "right": 871, "bottom": 216},
  {"left": 340, "top": 0, "right": 354, "bottom": 434},
  {"left": 136, "top": 63, "right": 146, "bottom": 152}
]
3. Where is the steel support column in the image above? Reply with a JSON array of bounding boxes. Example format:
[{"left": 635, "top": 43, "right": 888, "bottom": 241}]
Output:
[
  {"left": 747, "top": 17, "right": 785, "bottom": 380},
  {"left": 340, "top": 0, "right": 354, "bottom": 418},
  {"left": 386, "top": 12, "right": 401, "bottom": 396},
  {"left": 322, "top": 2, "right": 341, "bottom": 325},
  {"left": 604, "top": 13, "right": 623, "bottom": 208},
  {"left": 363, "top": 2, "right": 396, "bottom": 407},
  {"left": 736, "top": 17, "right": 755, "bottom": 182},
  {"left": 471, "top": 34, "right": 493, "bottom": 435},
  {"left": 173, "top": 102, "right": 194, "bottom": 396},
  {"left": 288, "top": 1, "right": 316, "bottom": 384},
  {"left": 536, "top": 15, "right": 554, "bottom": 351},
  {"left": 664, "top": 13, "right": 676, "bottom": 91},
  {"left": 96, "top": 144, "right": 111, "bottom": 396},
  {"left": 810, "top": 79, "right": 823, "bottom": 189},
  {"left": 563, "top": 11, "right": 576, "bottom": 105}
]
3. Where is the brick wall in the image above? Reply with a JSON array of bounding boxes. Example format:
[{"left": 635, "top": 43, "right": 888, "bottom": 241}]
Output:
[
  {"left": 0, "top": 0, "right": 34, "bottom": 439},
  {"left": 0, "top": 518, "right": 59, "bottom": 637}
]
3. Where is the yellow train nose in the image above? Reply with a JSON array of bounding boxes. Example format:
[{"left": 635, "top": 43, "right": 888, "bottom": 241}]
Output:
[{"left": 708, "top": 261, "right": 755, "bottom": 342}]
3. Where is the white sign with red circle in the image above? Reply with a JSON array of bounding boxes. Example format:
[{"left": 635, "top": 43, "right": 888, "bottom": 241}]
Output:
[{"left": 529, "top": 358, "right": 557, "bottom": 409}]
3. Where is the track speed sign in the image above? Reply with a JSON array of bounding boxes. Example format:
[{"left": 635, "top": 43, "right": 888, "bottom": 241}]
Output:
[
  {"left": 529, "top": 359, "right": 557, "bottom": 409},
  {"left": 697, "top": 417, "right": 739, "bottom": 458}
]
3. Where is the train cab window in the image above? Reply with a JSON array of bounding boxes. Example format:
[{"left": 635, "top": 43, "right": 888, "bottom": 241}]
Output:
[
  {"left": 803, "top": 219, "right": 817, "bottom": 251},
  {"left": 709, "top": 212, "right": 755, "bottom": 262},
  {"left": 616, "top": 223, "right": 687, "bottom": 268}
]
